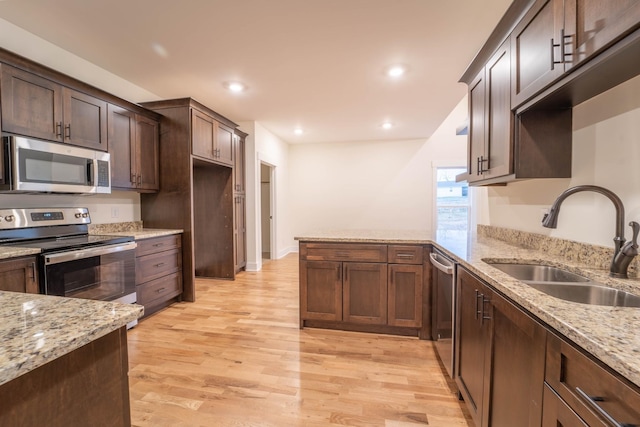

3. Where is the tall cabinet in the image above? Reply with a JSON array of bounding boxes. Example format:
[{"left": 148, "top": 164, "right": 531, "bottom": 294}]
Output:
[
  {"left": 140, "top": 98, "right": 246, "bottom": 302},
  {"left": 233, "top": 129, "right": 247, "bottom": 273}
]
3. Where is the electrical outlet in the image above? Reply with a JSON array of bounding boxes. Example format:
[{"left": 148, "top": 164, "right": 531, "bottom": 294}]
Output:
[{"left": 111, "top": 207, "right": 119, "bottom": 218}]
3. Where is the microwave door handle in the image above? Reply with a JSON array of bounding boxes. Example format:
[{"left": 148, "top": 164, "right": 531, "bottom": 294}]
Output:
[{"left": 87, "top": 160, "right": 95, "bottom": 185}]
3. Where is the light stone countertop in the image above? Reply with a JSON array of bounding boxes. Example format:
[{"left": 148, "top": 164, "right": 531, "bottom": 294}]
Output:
[
  {"left": 0, "top": 247, "right": 41, "bottom": 260},
  {"left": 94, "top": 228, "right": 183, "bottom": 240},
  {"left": 296, "top": 230, "right": 640, "bottom": 388},
  {"left": 0, "top": 291, "right": 143, "bottom": 386}
]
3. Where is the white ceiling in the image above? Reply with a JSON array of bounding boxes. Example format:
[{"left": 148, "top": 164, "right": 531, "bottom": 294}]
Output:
[{"left": 0, "top": 0, "right": 511, "bottom": 144}]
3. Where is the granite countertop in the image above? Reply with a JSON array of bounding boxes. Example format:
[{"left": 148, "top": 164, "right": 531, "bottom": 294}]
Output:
[
  {"left": 296, "top": 230, "right": 640, "bottom": 388},
  {"left": 0, "top": 228, "right": 183, "bottom": 260},
  {"left": 0, "top": 291, "right": 143, "bottom": 386}
]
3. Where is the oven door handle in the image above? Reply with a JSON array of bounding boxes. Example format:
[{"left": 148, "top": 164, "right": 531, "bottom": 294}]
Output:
[{"left": 44, "top": 241, "right": 137, "bottom": 265}]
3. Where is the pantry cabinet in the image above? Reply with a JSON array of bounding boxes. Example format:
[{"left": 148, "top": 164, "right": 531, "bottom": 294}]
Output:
[
  {"left": 233, "top": 129, "right": 247, "bottom": 272},
  {"left": 108, "top": 104, "right": 160, "bottom": 192},
  {"left": 0, "top": 256, "right": 38, "bottom": 294},
  {"left": 1, "top": 64, "right": 107, "bottom": 150},
  {"left": 299, "top": 242, "right": 426, "bottom": 335}
]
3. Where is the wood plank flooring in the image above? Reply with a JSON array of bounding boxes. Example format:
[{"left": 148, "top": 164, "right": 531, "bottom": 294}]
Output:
[{"left": 128, "top": 254, "right": 472, "bottom": 426}]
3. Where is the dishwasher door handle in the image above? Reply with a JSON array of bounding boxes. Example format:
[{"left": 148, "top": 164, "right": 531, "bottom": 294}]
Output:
[{"left": 430, "top": 252, "right": 454, "bottom": 275}]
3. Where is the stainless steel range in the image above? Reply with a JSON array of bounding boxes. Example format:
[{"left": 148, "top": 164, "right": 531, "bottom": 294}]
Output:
[{"left": 0, "top": 207, "right": 136, "bottom": 305}]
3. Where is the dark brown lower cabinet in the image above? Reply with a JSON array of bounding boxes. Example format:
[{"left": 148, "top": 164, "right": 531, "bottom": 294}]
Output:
[
  {"left": 343, "top": 262, "right": 387, "bottom": 324},
  {"left": 299, "top": 242, "right": 427, "bottom": 335},
  {"left": 0, "top": 328, "right": 131, "bottom": 427},
  {"left": 544, "top": 332, "right": 640, "bottom": 426},
  {"left": 0, "top": 256, "right": 38, "bottom": 293},
  {"left": 455, "top": 266, "right": 545, "bottom": 427}
]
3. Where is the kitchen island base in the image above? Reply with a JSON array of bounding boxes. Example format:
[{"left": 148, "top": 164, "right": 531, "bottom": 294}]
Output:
[{"left": 0, "top": 328, "right": 132, "bottom": 427}]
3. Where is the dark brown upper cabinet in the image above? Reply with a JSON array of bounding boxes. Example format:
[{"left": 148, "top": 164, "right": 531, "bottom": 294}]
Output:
[
  {"left": 467, "top": 40, "right": 513, "bottom": 183},
  {"left": 511, "top": 0, "right": 565, "bottom": 108},
  {"left": 1, "top": 64, "right": 107, "bottom": 151},
  {"left": 563, "top": 0, "right": 640, "bottom": 71},
  {"left": 192, "top": 108, "right": 234, "bottom": 167},
  {"left": 108, "top": 104, "right": 159, "bottom": 192}
]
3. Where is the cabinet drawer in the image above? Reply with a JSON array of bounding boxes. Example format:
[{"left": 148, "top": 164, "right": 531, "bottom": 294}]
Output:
[
  {"left": 137, "top": 271, "right": 182, "bottom": 307},
  {"left": 136, "top": 248, "right": 181, "bottom": 284},
  {"left": 300, "top": 243, "right": 387, "bottom": 262},
  {"left": 388, "top": 245, "right": 423, "bottom": 264},
  {"left": 136, "top": 234, "right": 181, "bottom": 257},
  {"left": 546, "top": 332, "right": 640, "bottom": 426}
]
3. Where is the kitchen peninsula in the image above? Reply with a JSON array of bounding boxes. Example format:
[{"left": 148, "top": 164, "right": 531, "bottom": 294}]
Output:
[
  {"left": 297, "top": 228, "right": 640, "bottom": 426},
  {"left": 0, "top": 291, "right": 142, "bottom": 426}
]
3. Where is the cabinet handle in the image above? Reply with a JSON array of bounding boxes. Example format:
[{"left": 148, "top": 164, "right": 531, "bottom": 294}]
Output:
[
  {"left": 344, "top": 265, "right": 349, "bottom": 281},
  {"left": 64, "top": 124, "right": 71, "bottom": 139},
  {"left": 475, "top": 289, "right": 481, "bottom": 320},
  {"left": 154, "top": 262, "right": 165, "bottom": 268},
  {"left": 152, "top": 243, "right": 164, "bottom": 247},
  {"left": 55, "top": 122, "right": 63, "bottom": 138},
  {"left": 396, "top": 253, "right": 414, "bottom": 259},
  {"left": 155, "top": 287, "right": 166, "bottom": 293},
  {"left": 481, "top": 295, "right": 491, "bottom": 324},
  {"left": 337, "top": 266, "right": 342, "bottom": 281},
  {"left": 29, "top": 262, "right": 36, "bottom": 280},
  {"left": 550, "top": 30, "right": 572, "bottom": 70},
  {"left": 137, "top": 175, "right": 141, "bottom": 185},
  {"left": 575, "top": 387, "right": 625, "bottom": 427}
]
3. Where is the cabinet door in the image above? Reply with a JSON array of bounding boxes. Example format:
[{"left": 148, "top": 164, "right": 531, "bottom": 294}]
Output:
[
  {"left": 387, "top": 264, "right": 422, "bottom": 327},
  {"left": 467, "top": 70, "right": 486, "bottom": 182},
  {"left": 191, "top": 109, "right": 215, "bottom": 159},
  {"left": 564, "top": 0, "right": 640, "bottom": 71},
  {"left": 484, "top": 40, "right": 513, "bottom": 180},
  {"left": 135, "top": 114, "right": 160, "bottom": 191},
  {"left": 62, "top": 87, "right": 108, "bottom": 150},
  {"left": 343, "top": 262, "right": 387, "bottom": 324},
  {"left": 455, "top": 267, "right": 489, "bottom": 427},
  {"left": 486, "top": 290, "right": 546, "bottom": 427},
  {"left": 300, "top": 260, "right": 343, "bottom": 321},
  {"left": 0, "top": 64, "right": 63, "bottom": 142},
  {"left": 216, "top": 123, "right": 234, "bottom": 166},
  {"left": 234, "top": 195, "right": 246, "bottom": 270},
  {"left": 0, "top": 257, "right": 38, "bottom": 293},
  {"left": 108, "top": 104, "right": 136, "bottom": 190},
  {"left": 233, "top": 134, "right": 245, "bottom": 193},
  {"left": 511, "top": 0, "right": 565, "bottom": 108}
]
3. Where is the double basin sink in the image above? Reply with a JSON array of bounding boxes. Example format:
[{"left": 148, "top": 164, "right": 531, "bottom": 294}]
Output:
[{"left": 486, "top": 262, "right": 640, "bottom": 308}]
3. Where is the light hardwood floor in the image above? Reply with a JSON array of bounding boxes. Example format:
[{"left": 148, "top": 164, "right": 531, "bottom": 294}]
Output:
[{"left": 128, "top": 254, "right": 472, "bottom": 426}]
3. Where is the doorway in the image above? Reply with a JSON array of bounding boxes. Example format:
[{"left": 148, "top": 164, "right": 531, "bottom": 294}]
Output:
[{"left": 260, "top": 163, "right": 275, "bottom": 260}]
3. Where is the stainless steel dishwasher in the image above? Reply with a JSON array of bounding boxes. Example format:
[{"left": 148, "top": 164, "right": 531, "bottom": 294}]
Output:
[{"left": 430, "top": 248, "right": 456, "bottom": 378}]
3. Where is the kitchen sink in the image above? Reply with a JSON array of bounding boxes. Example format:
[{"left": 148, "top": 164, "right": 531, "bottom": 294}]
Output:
[
  {"left": 487, "top": 263, "right": 590, "bottom": 283},
  {"left": 526, "top": 282, "right": 640, "bottom": 308},
  {"left": 485, "top": 261, "right": 640, "bottom": 307}
]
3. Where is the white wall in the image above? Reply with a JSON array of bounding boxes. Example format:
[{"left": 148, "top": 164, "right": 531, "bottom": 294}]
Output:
[
  {"left": 0, "top": 18, "right": 162, "bottom": 224},
  {"left": 238, "top": 121, "right": 292, "bottom": 271},
  {"left": 477, "top": 74, "right": 640, "bottom": 248},
  {"left": 288, "top": 97, "right": 468, "bottom": 237}
]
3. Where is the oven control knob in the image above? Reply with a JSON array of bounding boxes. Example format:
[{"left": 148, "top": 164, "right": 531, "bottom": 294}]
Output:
[
  {"left": 4, "top": 215, "right": 14, "bottom": 222},
  {"left": 82, "top": 213, "right": 89, "bottom": 218},
  {"left": 75, "top": 213, "right": 82, "bottom": 218}
]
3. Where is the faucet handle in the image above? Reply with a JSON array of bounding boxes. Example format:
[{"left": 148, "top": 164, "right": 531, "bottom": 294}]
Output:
[{"left": 629, "top": 221, "right": 639, "bottom": 249}]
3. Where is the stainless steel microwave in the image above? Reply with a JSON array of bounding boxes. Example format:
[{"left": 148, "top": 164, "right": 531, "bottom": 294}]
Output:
[{"left": 0, "top": 135, "right": 111, "bottom": 194}]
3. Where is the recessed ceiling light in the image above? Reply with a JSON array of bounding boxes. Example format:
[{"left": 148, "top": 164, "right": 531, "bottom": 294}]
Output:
[
  {"left": 294, "top": 128, "right": 304, "bottom": 135},
  {"left": 387, "top": 66, "right": 405, "bottom": 78},
  {"left": 226, "top": 82, "right": 246, "bottom": 93},
  {"left": 382, "top": 122, "right": 393, "bottom": 130}
]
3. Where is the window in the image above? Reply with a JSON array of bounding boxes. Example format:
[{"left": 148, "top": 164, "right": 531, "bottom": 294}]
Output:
[{"left": 435, "top": 167, "right": 470, "bottom": 242}]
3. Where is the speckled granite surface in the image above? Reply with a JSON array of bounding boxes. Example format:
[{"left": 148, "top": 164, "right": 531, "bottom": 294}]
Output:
[
  {"left": 0, "top": 247, "right": 41, "bottom": 260},
  {"left": 295, "top": 229, "right": 432, "bottom": 244},
  {"left": 91, "top": 228, "right": 183, "bottom": 240},
  {"left": 296, "top": 228, "right": 640, "bottom": 388},
  {"left": 0, "top": 292, "right": 142, "bottom": 386},
  {"left": 88, "top": 222, "right": 182, "bottom": 240}
]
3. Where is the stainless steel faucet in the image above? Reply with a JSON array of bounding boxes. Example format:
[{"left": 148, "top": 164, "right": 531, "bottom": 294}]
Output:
[{"left": 541, "top": 185, "right": 639, "bottom": 278}]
